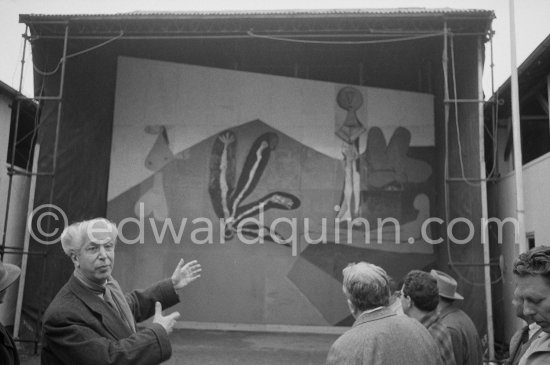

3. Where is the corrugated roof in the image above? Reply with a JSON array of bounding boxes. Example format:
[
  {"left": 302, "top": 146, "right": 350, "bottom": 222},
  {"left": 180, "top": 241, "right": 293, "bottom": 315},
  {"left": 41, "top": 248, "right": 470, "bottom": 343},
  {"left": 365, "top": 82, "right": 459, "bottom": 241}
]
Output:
[
  {"left": 20, "top": 8, "right": 494, "bottom": 39},
  {"left": 487, "top": 33, "right": 550, "bottom": 116},
  {"left": 21, "top": 8, "right": 494, "bottom": 18}
]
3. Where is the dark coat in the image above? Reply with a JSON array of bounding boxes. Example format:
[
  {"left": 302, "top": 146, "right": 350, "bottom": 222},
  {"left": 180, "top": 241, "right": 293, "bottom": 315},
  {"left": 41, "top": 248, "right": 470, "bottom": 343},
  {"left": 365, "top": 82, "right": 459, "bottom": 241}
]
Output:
[
  {"left": 0, "top": 323, "right": 19, "bottom": 365},
  {"left": 439, "top": 306, "right": 484, "bottom": 365},
  {"left": 41, "top": 275, "right": 179, "bottom": 365}
]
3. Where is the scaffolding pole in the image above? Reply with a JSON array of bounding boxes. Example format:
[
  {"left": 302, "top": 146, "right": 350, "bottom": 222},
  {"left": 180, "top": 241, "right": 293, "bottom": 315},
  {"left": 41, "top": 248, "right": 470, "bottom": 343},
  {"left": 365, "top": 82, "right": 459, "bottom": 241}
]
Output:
[
  {"left": 478, "top": 36, "right": 495, "bottom": 363},
  {"left": 509, "top": 0, "right": 527, "bottom": 253},
  {"left": 7, "top": 23, "right": 70, "bottom": 353}
]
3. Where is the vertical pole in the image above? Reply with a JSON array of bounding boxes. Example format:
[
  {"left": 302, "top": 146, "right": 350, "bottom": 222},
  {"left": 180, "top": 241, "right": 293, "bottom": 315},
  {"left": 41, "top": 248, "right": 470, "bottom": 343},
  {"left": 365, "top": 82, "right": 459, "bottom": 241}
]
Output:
[
  {"left": 509, "top": 0, "right": 527, "bottom": 253},
  {"left": 547, "top": 75, "right": 550, "bottom": 131},
  {"left": 51, "top": 24, "right": 69, "bottom": 183},
  {"left": 1, "top": 26, "right": 29, "bottom": 260},
  {"left": 30, "top": 22, "right": 70, "bottom": 352},
  {"left": 13, "top": 145, "right": 40, "bottom": 339},
  {"left": 478, "top": 36, "right": 495, "bottom": 362}
]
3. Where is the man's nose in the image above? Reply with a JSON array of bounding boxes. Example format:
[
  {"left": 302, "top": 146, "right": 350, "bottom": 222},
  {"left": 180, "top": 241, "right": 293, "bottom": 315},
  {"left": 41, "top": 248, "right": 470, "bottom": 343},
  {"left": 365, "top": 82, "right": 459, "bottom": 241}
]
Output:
[
  {"left": 97, "top": 245, "right": 107, "bottom": 258},
  {"left": 523, "top": 302, "right": 536, "bottom": 317}
]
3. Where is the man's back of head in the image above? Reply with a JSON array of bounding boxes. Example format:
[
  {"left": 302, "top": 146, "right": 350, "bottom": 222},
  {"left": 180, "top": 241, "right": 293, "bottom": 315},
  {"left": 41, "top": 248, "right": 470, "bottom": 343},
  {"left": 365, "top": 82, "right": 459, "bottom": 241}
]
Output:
[
  {"left": 402, "top": 270, "right": 439, "bottom": 314},
  {"left": 342, "top": 262, "right": 390, "bottom": 317}
]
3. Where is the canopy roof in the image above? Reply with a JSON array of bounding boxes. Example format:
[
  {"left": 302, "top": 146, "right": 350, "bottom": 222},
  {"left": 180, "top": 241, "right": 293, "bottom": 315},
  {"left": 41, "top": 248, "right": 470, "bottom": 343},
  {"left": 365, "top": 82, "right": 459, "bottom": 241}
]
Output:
[{"left": 20, "top": 8, "right": 494, "bottom": 39}]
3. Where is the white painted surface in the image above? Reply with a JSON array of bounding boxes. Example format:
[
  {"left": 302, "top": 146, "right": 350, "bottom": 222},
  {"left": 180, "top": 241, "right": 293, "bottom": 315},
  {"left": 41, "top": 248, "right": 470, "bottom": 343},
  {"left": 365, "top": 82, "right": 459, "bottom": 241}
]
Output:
[{"left": 109, "top": 56, "right": 434, "bottom": 200}]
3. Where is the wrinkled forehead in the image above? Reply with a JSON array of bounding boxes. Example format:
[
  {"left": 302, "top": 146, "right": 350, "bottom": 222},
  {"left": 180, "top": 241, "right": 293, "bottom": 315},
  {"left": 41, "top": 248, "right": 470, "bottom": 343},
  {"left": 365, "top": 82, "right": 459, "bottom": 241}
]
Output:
[{"left": 516, "top": 274, "right": 550, "bottom": 295}]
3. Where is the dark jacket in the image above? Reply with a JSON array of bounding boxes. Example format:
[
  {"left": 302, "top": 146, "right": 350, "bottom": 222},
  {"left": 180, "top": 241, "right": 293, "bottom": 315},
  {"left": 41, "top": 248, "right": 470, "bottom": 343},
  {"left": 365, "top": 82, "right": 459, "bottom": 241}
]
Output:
[
  {"left": 439, "top": 306, "right": 484, "bottom": 365},
  {"left": 0, "top": 323, "right": 19, "bottom": 365},
  {"left": 41, "top": 275, "right": 179, "bottom": 365}
]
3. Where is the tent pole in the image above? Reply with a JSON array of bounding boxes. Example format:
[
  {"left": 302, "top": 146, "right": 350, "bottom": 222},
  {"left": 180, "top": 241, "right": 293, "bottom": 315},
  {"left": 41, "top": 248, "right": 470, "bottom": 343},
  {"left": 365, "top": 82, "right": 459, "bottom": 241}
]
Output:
[
  {"left": 508, "top": 0, "right": 527, "bottom": 253},
  {"left": 478, "top": 36, "right": 495, "bottom": 362},
  {"left": 13, "top": 145, "right": 40, "bottom": 339}
]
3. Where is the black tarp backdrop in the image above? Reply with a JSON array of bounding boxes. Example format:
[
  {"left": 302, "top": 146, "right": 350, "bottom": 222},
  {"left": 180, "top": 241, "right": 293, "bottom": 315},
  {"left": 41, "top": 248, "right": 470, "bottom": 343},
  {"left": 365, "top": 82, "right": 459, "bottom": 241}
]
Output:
[{"left": 19, "top": 10, "right": 496, "bottom": 347}]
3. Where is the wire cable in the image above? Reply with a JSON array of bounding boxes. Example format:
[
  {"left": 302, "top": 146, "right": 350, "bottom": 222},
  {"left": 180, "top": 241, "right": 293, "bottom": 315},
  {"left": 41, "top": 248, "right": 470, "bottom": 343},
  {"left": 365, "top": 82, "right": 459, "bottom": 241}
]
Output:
[
  {"left": 246, "top": 30, "right": 445, "bottom": 45},
  {"left": 450, "top": 34, "right": 482, "bottom": 187},
  {"left": 442, "top": 25, "right": 502, "bottom": 287},
  {"left": 33, "top": 31, "right": 124, "bottom": 76}
]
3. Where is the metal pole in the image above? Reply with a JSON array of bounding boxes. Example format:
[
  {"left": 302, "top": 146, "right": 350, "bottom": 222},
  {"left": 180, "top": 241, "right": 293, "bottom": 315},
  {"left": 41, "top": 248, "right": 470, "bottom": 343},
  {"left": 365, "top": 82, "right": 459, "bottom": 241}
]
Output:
[
  {"left": 29, "top": 22, "right": 70, "bottom": 351},
  {"left": 13, "top": 144, "right": 40, "bottom": 339},
  {"left": 0, "top": 26, "right": 29, "bottom": 260},
  {"left": 478, "top": 35, "right": 495, "bottom": 363},
  {"left": 509, "top": 0, "right": 527, "bottom": 253}
]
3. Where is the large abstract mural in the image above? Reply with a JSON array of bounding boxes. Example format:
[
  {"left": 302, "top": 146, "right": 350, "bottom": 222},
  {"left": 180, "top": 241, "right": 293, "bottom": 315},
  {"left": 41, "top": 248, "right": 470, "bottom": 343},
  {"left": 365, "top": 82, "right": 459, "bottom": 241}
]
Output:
[{"left": 107, "top": 56, "right": 436, "bottom": 326}]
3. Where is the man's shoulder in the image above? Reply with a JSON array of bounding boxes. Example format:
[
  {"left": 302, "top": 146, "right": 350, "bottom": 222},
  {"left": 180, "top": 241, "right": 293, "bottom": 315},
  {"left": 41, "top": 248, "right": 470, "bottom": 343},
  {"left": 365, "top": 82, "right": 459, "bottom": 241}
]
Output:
[
  {"left": 440, "top": 309, "right": 475, "bottom": 328},
  {"left": 43, "top": 279, "right": 83, "bottom": 321},
  {"left": 345, "top": 313, "right": 432, "bottom": 340},
  {"left": 520, "top": 331, "right": 550, "bottom": 364},
  {"left": 329, "top": 314, "right": 439, "bottom": 364},
  {"left": 428, "top": 317, "right": 451, "bottom": 335},
  {"left": 440, "top": 310, "right": 480, "bottom": 342}
]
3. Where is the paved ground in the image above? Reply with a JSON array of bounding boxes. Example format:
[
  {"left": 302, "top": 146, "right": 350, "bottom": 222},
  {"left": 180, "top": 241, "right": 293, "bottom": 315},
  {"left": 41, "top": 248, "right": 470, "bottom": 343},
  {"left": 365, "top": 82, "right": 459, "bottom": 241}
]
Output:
[{"left": 19, "top": 329, "right": 340, "bottom": 365}]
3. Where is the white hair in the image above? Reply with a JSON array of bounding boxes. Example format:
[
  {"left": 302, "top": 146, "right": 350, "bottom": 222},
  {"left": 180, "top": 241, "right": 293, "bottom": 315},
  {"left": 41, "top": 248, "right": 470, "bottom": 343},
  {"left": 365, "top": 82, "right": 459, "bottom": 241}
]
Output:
[
  {"left": 60, "top": 218, "right": 118, "bottom": 255},
  {"left": 342, "top": 262, "right": 391, "bottom": 310}
]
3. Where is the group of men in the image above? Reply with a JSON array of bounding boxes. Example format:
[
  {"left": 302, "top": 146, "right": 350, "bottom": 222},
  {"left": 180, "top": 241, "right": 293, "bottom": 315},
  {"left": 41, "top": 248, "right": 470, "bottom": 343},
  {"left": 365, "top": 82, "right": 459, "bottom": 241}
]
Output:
[
  {"left": 328, "top": 246, "right": 550, "bottom": 365},
  {"left": 326, "top": 263, "right": 483, "bottom": 365},
  {"left": 1, "top": 217, "right": 550, "bottom": 364}
]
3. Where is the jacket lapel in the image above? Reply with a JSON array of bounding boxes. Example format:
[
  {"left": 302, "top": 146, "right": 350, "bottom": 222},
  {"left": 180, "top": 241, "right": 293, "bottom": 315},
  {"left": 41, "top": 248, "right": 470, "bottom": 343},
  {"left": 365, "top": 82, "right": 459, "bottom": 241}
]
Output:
[{"left": 68, "top": 275, "right": 133, "bottom": 339}]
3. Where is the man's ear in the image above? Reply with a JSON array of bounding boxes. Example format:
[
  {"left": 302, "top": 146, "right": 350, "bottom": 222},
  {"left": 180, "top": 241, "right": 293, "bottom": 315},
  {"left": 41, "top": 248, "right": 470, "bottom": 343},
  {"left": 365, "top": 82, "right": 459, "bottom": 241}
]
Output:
[
  {"left": 346, "top": 298, "right": 358, "bottom": 317},
  {"left": 402, "top": 295, "right": 412, "bottom": 311},
  {"left": 70, "top": 251, "right": 79, "bottom": 267}
]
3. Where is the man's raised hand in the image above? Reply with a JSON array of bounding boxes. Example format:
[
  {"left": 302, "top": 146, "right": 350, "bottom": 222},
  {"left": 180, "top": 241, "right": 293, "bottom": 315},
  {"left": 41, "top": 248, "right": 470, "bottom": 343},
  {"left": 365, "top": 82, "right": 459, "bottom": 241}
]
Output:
[{"left": 171, "top": 258, "right": 202, "bottom": 291}]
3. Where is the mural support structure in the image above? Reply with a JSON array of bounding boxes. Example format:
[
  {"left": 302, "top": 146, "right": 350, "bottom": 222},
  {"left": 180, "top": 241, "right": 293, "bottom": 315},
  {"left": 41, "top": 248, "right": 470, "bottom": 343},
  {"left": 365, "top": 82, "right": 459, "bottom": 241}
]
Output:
[{"left": 5, "top": 24, "right": 70, "bottom": 353}]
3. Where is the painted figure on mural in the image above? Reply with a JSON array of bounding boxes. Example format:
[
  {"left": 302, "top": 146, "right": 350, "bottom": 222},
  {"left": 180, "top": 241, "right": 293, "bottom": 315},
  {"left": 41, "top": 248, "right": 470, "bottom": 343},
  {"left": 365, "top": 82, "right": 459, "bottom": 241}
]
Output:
[
  {"left": 334, "top": 86, "right": 434, "bottom": 246},
  {"left": 335, "top": 86, "right": 365, "bottom": 222},
  {"left": 208, "top": 128, "right": 300, "bottom": 243},
  {"left": 135, "top": 125, "right": 177, "bottom": 221}
]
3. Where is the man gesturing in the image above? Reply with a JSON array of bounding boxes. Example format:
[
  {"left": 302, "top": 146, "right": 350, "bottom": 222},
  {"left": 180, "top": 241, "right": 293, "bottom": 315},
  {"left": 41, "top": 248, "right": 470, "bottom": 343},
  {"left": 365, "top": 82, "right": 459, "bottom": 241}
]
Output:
[{"left": 41, "top": 218, "right": 202, "bottom": 365}]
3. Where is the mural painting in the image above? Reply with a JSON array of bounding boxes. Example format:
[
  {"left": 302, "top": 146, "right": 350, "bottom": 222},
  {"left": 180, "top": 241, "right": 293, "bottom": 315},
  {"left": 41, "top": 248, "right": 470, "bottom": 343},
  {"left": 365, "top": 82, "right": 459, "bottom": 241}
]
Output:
[
  {"left": 107, "top": 57, "right": 436, "bottom": 326},
  {"left": 209, "top": 130, "right": 300, "bottom": 243}
]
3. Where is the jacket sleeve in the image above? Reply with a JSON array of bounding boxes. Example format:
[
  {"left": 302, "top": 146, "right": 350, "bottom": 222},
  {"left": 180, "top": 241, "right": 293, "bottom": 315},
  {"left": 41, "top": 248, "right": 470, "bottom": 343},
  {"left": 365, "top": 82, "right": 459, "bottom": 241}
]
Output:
[
  {"left": 125, "top": 278, "right": 180, "bottom": 323},
  {"left": 42, "top": 310, "right": 172, "bottom": 365}
]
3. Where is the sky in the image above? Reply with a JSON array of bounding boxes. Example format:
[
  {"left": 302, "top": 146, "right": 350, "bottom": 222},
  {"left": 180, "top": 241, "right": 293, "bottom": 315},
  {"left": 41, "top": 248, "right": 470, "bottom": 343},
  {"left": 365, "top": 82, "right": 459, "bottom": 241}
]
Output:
[{"left": 1, "top": 0, "right": 550, "bottom": 98}]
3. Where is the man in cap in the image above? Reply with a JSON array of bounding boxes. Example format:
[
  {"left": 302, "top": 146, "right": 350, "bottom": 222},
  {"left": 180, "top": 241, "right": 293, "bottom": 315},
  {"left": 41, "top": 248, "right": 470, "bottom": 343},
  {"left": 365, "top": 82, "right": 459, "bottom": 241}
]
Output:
[
  {"left": 510, "top": 245, "right": 550, "bottom": 364},
  {"left": 401, "top": 270, "right": 457, "bottom": 365},
  {"left": 41, "top": 218, "right": 202, "bottom": 365},
  {"left": 326, "top": 262, "right": 440, "bottom": 365},
  {"left": 0, "top": 260, "right": 21, "bottom": 365},
  {"left": 431, "top": 269, "right": 483, "bottom": 365}
]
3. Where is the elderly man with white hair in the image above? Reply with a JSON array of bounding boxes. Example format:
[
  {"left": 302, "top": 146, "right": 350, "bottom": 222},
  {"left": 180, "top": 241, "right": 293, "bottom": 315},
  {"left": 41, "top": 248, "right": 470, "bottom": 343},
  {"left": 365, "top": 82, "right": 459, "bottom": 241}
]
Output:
[
  {"left": 326, "top": 262, "right": 440, "bottom": 365},
  {"left": 41, "top": 218, "right": 202, "bottom": 365}
]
